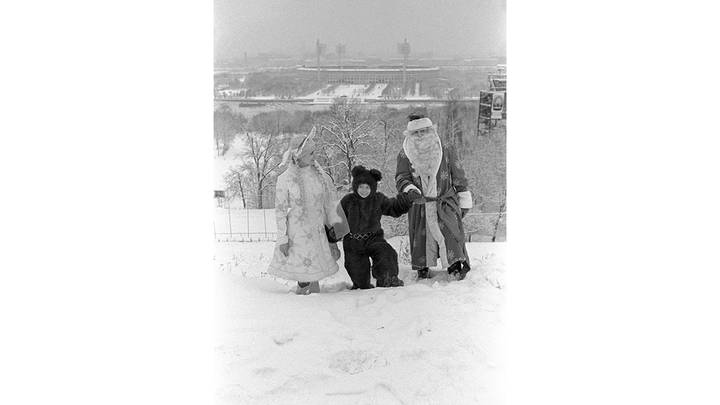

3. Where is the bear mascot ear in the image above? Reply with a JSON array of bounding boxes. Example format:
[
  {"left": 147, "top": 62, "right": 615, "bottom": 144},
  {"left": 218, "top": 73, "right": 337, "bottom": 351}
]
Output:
[
  {"left": 351, "top": 165, "right": 366, "bottom": 178},
  {"left": 369, "top": 169, "right": 382, "bottom": 182}
]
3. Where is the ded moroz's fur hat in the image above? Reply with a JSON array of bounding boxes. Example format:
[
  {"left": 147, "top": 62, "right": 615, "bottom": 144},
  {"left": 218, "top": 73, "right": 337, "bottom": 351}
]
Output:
[{"left": 403, "top": 115, "right": 434, "bottom": 136}]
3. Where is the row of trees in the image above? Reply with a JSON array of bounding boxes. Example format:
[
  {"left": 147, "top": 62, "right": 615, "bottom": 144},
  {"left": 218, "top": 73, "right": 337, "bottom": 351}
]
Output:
[
  {"left": 215, "top": 99, "right": 506, "bottom": 239},
  {"left": 239, "top": 68, "right": 493, "bottom": 100},
  {"left": 214, "top": 105, "right": 246, "bottom": 156},
  {"left": 243, "top": 71, "right": 325, "bottom": 98}
]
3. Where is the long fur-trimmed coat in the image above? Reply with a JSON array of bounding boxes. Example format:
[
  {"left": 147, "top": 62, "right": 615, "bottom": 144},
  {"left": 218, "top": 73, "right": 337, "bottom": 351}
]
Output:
[
  {"left": 396, "top": 142, "right": 472, "bottom": 269},
  {"left": 267, "top": 164, "right": 340, "bottom": 282}
]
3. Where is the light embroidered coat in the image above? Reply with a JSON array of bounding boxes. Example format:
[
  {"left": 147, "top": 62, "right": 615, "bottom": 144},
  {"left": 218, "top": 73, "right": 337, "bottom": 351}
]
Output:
[
  {"left": 267, "top": 164, "right": 343, "bottom": 282},
  {"left": 395, "top": 132, "right": 473, "bottom": 270}
]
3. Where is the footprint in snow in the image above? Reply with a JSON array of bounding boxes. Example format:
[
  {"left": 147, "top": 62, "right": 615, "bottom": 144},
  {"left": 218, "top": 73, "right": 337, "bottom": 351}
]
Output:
[
  {"left": 328, "top": 350, "right": 381, "bottom": 375},
  {"left": 253, "top": 367, "right": 276, "bottom": 376},
  {"left": 371, "top": 383, "right": 405, "bottom": 404},
  {"left": 272, "top": 332, "right": 297, "bottom": 345}
]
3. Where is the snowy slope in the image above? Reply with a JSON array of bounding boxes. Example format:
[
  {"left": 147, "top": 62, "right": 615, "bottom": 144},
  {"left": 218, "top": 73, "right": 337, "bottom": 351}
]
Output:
[
  {"left": 215, "top": 137, "right": 248, "bottom": 190},
  {"left": 300, "top": 84, "right": 390, "bottom": 101},
  {"left": 364, "top": 83, "right": 388, "bottom": 99},
  {"left": 215, "top": 238, "right": 505, "bottom": 404}
]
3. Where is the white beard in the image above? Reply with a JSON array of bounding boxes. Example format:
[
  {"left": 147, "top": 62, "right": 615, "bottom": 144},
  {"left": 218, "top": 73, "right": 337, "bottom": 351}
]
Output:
[{"left": 402, "top": 128, "right": 442, "bottom": 198}]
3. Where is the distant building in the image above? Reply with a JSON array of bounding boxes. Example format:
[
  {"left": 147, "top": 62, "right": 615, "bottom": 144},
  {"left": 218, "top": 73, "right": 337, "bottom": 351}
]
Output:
[{"left": 297, "top": 65, "right": 440, "bottom": 84}]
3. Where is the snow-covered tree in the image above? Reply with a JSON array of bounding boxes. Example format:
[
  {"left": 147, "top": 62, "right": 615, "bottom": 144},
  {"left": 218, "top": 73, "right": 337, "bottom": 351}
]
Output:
[
  {"left": 318, "top": 98, "right": 378, "bottom": 187},
  {"left": 224, "top": 166, "right": 251, "bottom": 208},
  {"left": 242, "top": 111, "right": 291, "bottom": 208},
  {"left": 214, "top": 105, "right": 246, "bottom": 156}
]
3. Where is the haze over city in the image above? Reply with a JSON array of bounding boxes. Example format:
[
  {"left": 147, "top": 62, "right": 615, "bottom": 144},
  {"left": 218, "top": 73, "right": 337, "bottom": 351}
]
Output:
[{"left": 215, "top": 0, "right": 506, "bottom": 60}]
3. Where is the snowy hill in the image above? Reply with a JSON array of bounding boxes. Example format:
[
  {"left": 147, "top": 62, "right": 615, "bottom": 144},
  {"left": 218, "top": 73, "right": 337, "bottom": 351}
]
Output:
[
  {"left": 215, "top": 238, "right": 505, "bottom": 404},
  {"left": 214, "top": 137, "right": 248, "bottom": 190},
  {"left": 300, "top": 83, "right": 390, "bottom": 104}
]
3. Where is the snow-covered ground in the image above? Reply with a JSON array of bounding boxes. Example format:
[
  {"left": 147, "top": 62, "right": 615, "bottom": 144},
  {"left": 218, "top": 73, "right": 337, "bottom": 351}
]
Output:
[
  {"left": 364, "top": 84, "right": 388, "bottom": 99},
  {"left": 302, "top": 84, "right": 365, "bottom": 99},
  {"left": 215, "top": 238, "right": 505, "bottom": 404},
  {"left": 301, "top": 84, "right": 390, "bottom": 103}
]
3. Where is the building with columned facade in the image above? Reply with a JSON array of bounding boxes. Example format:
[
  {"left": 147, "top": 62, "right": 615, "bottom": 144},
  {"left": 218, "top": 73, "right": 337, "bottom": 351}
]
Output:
[{"left": 297, "top": 65, "right": 440, "bottom": 84}]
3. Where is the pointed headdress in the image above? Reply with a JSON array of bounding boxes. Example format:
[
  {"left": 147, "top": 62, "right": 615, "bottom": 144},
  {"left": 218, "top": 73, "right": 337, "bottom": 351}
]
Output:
[{"left": 282, "top": 126, "right": 318, "bottom": 166}]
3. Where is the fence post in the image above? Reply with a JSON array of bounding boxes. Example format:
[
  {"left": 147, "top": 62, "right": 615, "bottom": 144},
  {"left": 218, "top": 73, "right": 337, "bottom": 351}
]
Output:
[
  {"left": 263, "top": 209, "right": 268, "bottom": 240},
  {"left": 492, "top": 200, "right": 506, "bottom": 242},
  {"left": 227, "top": 205, "right": 232, "bottom": 241}
]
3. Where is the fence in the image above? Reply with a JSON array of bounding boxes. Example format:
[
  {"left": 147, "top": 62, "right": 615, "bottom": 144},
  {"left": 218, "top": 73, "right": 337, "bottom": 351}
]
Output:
[
  {"left": 214, "top": 208, "right": 277, "bottom": 242},
  {"left": 463, "top": 212, "right": 507, "bottom": 242},
  {"left": 214, "top": 208, "right": 506, "bottom": 243}
]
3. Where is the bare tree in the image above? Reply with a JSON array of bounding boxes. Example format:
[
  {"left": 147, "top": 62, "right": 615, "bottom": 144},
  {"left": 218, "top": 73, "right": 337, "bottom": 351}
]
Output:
[
  {"left": 377, "top": 117, "right": 403, "bottom": 171},
  {"left": 224, "top": 166, "right": 251, "bottom": 208},
  {"left": 369, "top": 107, "right": 408, "bottom": 195},
  {"left": 318, "top": 99, "right": 378, "bottom": 186},
  {"left": 444, "top": 98, "right": 464, "bottom": 150},
  {"left": 242, "top": 111, "right": 290, "bottom": 208},
  {"left": 492, "top": 189, "right": 506, "bottom": 242}
]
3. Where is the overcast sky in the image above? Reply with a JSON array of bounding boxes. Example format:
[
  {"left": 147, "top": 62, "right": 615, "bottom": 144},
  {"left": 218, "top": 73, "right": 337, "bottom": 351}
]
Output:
[{"left": 215, "top": 0, "right": 505, "bottom": 59}]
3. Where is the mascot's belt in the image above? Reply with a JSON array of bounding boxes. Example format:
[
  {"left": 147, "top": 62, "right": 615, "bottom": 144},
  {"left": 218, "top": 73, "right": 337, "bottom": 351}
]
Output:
[{"left": 346, "top": 231, "right": 376, "bottom": 240}]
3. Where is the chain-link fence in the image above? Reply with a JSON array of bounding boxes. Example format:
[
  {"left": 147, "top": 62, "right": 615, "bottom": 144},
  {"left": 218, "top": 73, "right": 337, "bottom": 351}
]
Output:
[
  {"left": 213, "top": 208, "right": 277, "bottom": 242},
  {"left": 214, "top": 208, "right": 506, "bottom": 243},
  {"left": 462, "top": 212, "right": 506, "bottom": 242}
]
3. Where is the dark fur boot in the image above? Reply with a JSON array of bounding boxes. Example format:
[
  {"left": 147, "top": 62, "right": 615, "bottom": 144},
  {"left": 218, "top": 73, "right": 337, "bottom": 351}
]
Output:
[
  {"left": 448, "top": 261, "right": 471, "bottom": 281},
  {"left": 377, "top": 275, "right": 404, "bottom": 288},
  {"left": 416, "top": 267, "right": 430, "bottom": 279}
]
